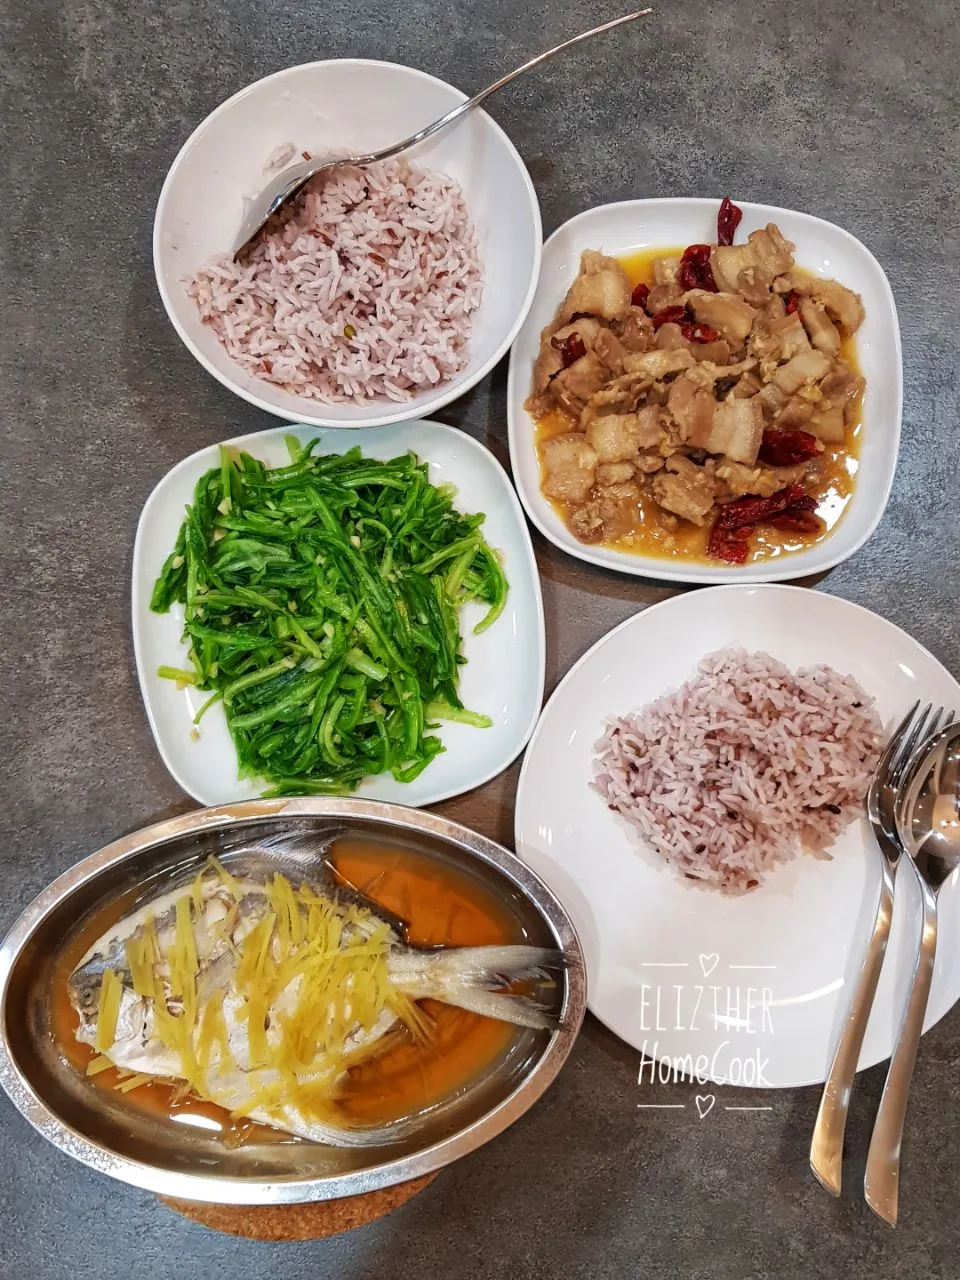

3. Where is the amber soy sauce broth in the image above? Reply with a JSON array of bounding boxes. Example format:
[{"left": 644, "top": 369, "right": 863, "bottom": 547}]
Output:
[
  {"left": 533, "top": 245, "right": 863, "bottom": 564},
  {"left": 50, "top": 838, "right": 544, "bottom": 1145}
]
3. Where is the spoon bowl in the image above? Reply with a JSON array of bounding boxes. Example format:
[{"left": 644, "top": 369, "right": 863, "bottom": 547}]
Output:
[{"left": 900, "top": 721, "right": 960, "bottom": 884}]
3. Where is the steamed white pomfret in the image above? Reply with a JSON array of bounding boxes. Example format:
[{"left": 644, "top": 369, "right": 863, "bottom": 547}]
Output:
[{"left": 68, "top": 855, "right": 561, "bottom": 1147}]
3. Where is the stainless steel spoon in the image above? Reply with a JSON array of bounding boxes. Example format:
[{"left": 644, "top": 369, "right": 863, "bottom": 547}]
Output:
[
  {"left": 232, "top": 9, "right": 653, "bottom": 256},
  {"left": 864, "top": 717, "right": 960, "bottom": 1225},
  {"left": 810, "top": 701, "right": 941, "bottom": 1197}
]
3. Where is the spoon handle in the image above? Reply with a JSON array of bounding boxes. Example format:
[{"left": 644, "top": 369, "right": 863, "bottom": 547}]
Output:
[
  {"left": 864, "top": 861, "right": 938, "bottom": 1226},
  {"left": 364, "top": 10, "right": 653, "bottom": 165},
  {"left": 810, "top": 858, "right": 895, "bottom": 1196}
]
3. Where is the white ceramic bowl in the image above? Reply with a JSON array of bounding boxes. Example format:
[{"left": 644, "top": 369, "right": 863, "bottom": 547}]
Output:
[
  {"left": 506, "top": 198, "right": 902, "bottom": 584},
  {"left": 154, "top": 60, "right": 542, "bottom": 428}
]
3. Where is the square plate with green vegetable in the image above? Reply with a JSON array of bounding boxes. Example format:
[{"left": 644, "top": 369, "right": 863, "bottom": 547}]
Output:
[{"left": 132, "top": 419, "right": 545, "bottom": 807}]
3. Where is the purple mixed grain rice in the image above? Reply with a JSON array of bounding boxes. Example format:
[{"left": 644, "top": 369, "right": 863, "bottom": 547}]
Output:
[
  {"left": 190, "top": 159, "right": 482, "bottom": 405},
  {"left": 592, "top": 648, "right": 884, "bottom": 894}
]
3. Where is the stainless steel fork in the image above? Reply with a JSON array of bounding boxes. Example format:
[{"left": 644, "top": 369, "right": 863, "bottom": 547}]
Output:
[{"left": 809, "top": 702, "right": 944, "bottom": 1195}]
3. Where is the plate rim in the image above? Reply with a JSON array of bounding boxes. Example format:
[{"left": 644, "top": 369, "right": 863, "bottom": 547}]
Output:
[
  {"left": 152, "top": 57, "right": 543, "bottom": 430},
  {"left": 131, "top": 417, "right": 546, "bottom": 807},
  {"left": 506, "top": 195, "right": 903, "bottom": 585},
  {"left": 514, "top": 582, "right": 960, "bottom": 1086}
]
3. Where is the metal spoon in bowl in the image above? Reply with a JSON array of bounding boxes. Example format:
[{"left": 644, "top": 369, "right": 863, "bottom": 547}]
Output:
[
  {"left": 231, "top": 9, "right": 653, "bottom": 256},
  {"left": 864, "top": 717, "right": 960, "bottom": 1225}
]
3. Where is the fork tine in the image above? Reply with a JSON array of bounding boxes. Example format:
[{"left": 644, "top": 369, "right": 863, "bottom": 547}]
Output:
[
  {"left": 875, "top": 700, "right": 921, "bottom": 777},
  {"left": 889, "top": 702, "right": 935, "bottom": 784}
]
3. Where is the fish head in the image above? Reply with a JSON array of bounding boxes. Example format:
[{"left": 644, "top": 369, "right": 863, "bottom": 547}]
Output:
[{"left": 67, "top": 954, "right": 110, "bottom": 1032}]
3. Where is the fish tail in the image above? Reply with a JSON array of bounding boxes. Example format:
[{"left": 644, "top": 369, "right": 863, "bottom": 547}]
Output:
[{"left": 391, "top": 945, "right": 564, "bottom": 1030}]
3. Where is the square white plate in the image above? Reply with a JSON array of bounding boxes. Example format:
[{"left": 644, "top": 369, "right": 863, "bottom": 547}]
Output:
[
  {"left": 132, "top": 419, "right": 545, "bottom": 807},
  {"left": 506, "top": 198, "right": 902, "bottom": 584}
]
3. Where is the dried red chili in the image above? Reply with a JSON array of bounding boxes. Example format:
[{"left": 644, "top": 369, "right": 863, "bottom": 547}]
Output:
[
  {"left": 707, "top": 523, "right": 751, "bottom": 564},
  {"left": 758, "top": 428, "right": 821, "bottom": 466},
  {"left": 650, "top": 305, "right": 687, "bottom": 330},
  {"left": 784, "top": 494, "right": 818, "bottom": 513},
  {"left": 768, "top": 509, "right": 823, "bottom": 533},
  {"left": 680, "top": 320, "right": 720, "bottom": 344},
  {"left": 768, "top": 492, "right": 821, "bottom": 532},
  {"left": 717, "top": 197, "right": 743, "bottom": 246},
  {"left": 784, "top": 290, "right": 801, "bottom": 315},
  {"left": 677, "top": 244, "right": 718, "bottom": 292},
  {"left": 551, "top": 332, "right": 587, "bottom": 367},
  {"left": 631, "top": 282, "right": 650, "bottom": 309},
  {"left": 716, "top": 484, "right": 807, "bottom": 530}
]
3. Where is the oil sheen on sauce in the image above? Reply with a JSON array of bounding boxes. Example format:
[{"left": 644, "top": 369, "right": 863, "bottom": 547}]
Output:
[
  {"left": 50, "top": 840, "right": 524, "bottom": 1144},
  {"left": 533, "top": 245, "right": 864, "bottom": 564}
]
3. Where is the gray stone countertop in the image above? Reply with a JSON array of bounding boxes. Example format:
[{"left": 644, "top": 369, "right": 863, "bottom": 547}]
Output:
[{"left": 2, "top": 0, "right": 959, "bottom": 1275}]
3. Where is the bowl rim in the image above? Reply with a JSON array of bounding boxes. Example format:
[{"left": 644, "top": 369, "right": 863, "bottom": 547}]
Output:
[
  {"left": 505, "top": 195, "right": 903, "bottom": 584},
  {"left": 152, "top": 58, "right": 544, "bottom": 429},
  {"left": 0, "top": 798, "right": 585, "bottom": 1204}
]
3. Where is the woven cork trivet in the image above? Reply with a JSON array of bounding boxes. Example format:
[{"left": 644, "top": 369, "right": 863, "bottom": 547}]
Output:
[{"left": 159, "top": 1171, "right": 438, "bottom": 1241}]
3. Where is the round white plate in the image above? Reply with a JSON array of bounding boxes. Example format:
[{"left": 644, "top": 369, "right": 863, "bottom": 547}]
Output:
[
  {"left": 515, "top": 585, "right": 960, "bottom": 1088},
  {"left": 133, "top": 419, "right": 545, "bottom": 807},
  {"left": 506, "top": 198, "right": 902, "bottom": 584}
]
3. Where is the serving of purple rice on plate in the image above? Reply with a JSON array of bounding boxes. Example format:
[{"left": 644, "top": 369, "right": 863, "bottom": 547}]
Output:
[{"left": 592, "top": 647, "right": 884, "bottom": 895}]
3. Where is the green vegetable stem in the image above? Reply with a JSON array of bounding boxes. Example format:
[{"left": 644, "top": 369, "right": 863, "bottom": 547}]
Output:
[{"left": 150, "top": 442, "right": 508, "bottom": 795}]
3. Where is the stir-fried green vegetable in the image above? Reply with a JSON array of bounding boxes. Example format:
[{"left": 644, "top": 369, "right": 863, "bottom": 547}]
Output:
[{"left": 150, "top": 439, "right": 508, "bottom": 795}]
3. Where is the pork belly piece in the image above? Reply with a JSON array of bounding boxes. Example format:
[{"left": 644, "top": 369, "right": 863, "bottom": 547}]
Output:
[
  {"left": 580, "top": 371, "right": 654, "bottom": 423},
  {"left": 550, "top": 351, "right": 611, "bottom": 415},
  {"left": 809, "top": 277, "right": 865, "bottom": 334},
  {"left": 750, "top": 311, "right": 811, "bottom": 362},
  {"left": 819, "top": 365, "right": 864, "bottom": 415},
  {"left": 709, "top": 225, "right": 795, "bottom": 300},
  {"left": 652, "top": 456, "right": 718, "bottom": 526},
  {"left": 622, "top": 348, "right": 695, "bottom": 379},
  {"left": 776, "top": 272, "right": 865, "bottom": 335},
  {"left": 596, "top": 481, "right": 643, "bottom": 540},
  {"left": 569, "top": 502, "right": 604, "bottom": 542},
  {"left": 715, "top": 460, "right": 808, "bottom": 498},
  {"left": 686, "top": 290, "right": 757, "bottom": 345},
  {"left": 596, "top": 462, "right": 636, "bottom": 485},
  {"left": 772, "top": 349, "right": 832, "bottom": 395},
  {"left": 614, "top": 307, "right": 655, "bottom": 353},
  {"left": 807, "top": 407, "right": 847, "bottom": 442},
  {"left": 667, "top": 372, "right": 716, "bottom": 446},
  {"left": 541, "top": 434, "right": 598, "bottom": 503},
  {"left": 532, "top": 317, "right": 605, "bottom": 393},
  {"left": 593, "top": 327, "right": 628, "bottom": 374},
  {"left": 654, "top": 322, "right": 689, "bottom": 351},
  {"left": 799, "top": 298, "right": 841, "bottom": 356},
  {"left": 705, "top": 394, "right": 765, "bottom": 465},
  {"left": 776, "top": 395, "right": 816, "bottom": 429},
  {"left": 586, "top": 411, "right": 659, "bottom": 463},
  {"left": 558, "top": 251, "right": 632, "bottom": 324}
]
